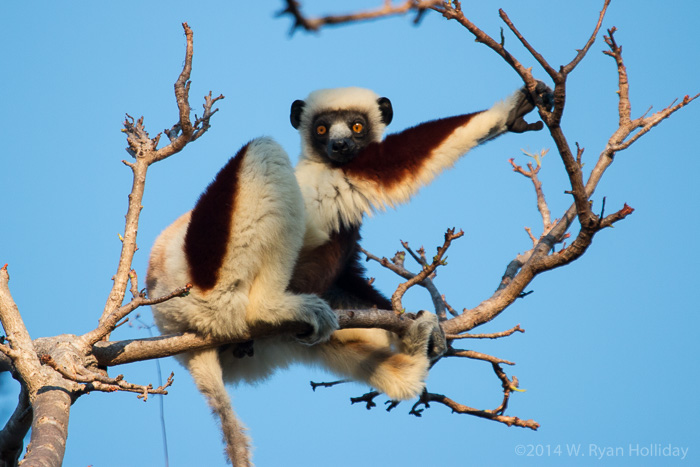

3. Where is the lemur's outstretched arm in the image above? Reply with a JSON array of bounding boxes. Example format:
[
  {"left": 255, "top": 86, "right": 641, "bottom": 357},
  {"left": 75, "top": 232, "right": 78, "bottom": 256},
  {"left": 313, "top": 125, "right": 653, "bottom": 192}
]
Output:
[{"left": 342, "top": 83, "right": 553, "bottom": 210}]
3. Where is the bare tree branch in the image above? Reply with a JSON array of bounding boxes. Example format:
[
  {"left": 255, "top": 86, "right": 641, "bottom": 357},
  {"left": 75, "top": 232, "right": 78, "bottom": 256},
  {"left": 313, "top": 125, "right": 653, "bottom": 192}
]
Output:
[
  {"left": 361, "top": 242, "right": 451, "bottom": 320},
  {"left": 0, "top": 24, "right": 226, "bottom": 466},
  {"left": 509, "top": 150, "right": 554, "bottom": 237},
  {"left": 411, "top": 390, "right": 538, "bottom": 429},
  {"left": 497, "top": 8, "right": 559, "bottom": 81},
  {"left": 350, "top": 390, "right": 382, "bottom": 410},
  {"left": 310, "top": 380, "right": 348, "bottom": 391},
  {"left": 279, "top": 0, "right": 442, "bottom": 34},
  {"left": 273, "top": 6, "right": 696, "bottom": 437},
  {"left": 446, "top": 348, "right": 515, "bottom": 366},
  {"left": 0, "top": 265, "right": 43, "bottom": 396},
  {"left": 83, "top": 283, "right": 192, "bottom": 347},
  {"left": 91, "top": 308, "right": 422, "bottom": 367},
  {"left": 40, "top": 354, "right": 173, "bottom": 401},
  {"left": 98, "top": 23, "right": 223, "bottom": 335},
  {"left": 0, "top": 267, "right": 77, "bottom": 466},
  {"left": 561, "top": 0, "right": 611, "bottom": 75}
]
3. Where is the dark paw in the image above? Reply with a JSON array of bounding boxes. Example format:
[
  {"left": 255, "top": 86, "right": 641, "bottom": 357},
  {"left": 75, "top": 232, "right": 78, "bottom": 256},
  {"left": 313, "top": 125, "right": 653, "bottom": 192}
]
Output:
[{"left": 506, "top": 80, "right": 553, "bottom": 133}]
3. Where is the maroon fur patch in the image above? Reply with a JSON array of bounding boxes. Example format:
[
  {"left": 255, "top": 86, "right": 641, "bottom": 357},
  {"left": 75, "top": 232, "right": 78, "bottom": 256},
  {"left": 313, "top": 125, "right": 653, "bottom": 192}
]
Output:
[
  {"left": 289, "top": 225, "right": 390, "bottom": 309},
  {"left": 342, "top": 113, "right": 479, "bottom": 189},
  {"left": 185, "top": 143, "right": 249, "bottom": 290},
  {"left": 289, "top": 225, "right": 360, "bottom": 296}
]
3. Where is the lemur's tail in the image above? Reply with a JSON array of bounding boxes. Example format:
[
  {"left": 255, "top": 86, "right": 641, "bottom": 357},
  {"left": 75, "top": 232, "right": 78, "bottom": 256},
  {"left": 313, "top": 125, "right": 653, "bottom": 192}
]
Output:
[{"left": 185, "top": 348, "right": 252, "bottom": 466}]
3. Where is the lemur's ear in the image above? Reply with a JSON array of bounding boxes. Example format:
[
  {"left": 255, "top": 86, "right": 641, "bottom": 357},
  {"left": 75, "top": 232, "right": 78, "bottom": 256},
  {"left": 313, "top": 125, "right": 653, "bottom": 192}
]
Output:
[
  {"left": 290, "top": 100, "right": 305, "bottom": 129},
  {"left": 377, "top": 97, "right": 393, "bottom": 126}
]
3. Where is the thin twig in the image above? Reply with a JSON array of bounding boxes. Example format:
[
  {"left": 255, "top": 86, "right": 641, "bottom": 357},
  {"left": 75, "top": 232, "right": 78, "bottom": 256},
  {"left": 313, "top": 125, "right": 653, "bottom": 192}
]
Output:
[
  {"left": 603, "top": 27, "right": 631, "bottom": 125},
  {"left": 498, "top": 9, "right": 558, "bottom": 81},
  {"left": 446, "top": 349, "right": 515, "bottom": 366},
  {"left": 446, "top": 324, "right": 524, "bottom": 340},
  {"left": 391, "top": 229, "right": 463, "bottom": 314},
  {"left": 561, "top": 0, "right": 611, "bottom": 75},
  {"left": 509, "top": 150, "right": 554, "bottom": 235}
]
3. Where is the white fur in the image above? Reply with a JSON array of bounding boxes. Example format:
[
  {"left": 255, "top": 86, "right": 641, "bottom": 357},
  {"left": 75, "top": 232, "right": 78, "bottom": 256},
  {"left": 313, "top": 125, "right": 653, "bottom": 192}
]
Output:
[{"left": 295, "top": 159, "right": 371, "bottom": 247}]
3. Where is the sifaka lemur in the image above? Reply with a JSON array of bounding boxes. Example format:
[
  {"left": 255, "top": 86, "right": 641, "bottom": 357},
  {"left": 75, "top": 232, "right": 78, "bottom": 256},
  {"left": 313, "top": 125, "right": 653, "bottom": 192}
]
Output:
[{"left": 147, "top": 82, "right": 552, "bottom": 465}]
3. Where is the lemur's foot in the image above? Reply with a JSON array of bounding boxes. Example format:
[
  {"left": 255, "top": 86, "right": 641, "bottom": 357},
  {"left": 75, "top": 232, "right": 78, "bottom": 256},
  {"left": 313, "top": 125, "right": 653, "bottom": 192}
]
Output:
[{"left": 403, "top": 311, "right": 446, "bottom": 359}]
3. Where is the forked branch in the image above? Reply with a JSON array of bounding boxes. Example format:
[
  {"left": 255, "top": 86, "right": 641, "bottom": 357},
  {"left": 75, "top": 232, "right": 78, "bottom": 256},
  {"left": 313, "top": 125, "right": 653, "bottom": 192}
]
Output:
[
  {"left": 98, "top": 22, "right": 223, "bottom": 339},
  {"left": 361, "top": 240, "right": 455, "bottom": 320},
  {"left": 390, "top": 228, "right": 463, "bottom": 314},
  {"left": 409, "top": 363, "right": 537, "bottom": 429},
  {"left": 40, "top": 354, "right": 174, "bottom": 401}
]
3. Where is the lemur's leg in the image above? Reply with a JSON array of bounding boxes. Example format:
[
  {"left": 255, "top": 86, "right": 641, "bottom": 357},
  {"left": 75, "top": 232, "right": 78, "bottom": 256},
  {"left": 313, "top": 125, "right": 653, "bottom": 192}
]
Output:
[{"left": 182, "top": 137, "right": 338, "bottom": 342}]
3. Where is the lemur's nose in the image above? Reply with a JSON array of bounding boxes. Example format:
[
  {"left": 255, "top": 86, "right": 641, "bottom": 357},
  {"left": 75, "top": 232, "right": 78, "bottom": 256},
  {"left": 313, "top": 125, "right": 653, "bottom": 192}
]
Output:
[
  {"left": 331, "top": 138, "right": 354, "bottom": 154},
  {"left": 331, "top": 139, "right": 347, "bottom": 151}
]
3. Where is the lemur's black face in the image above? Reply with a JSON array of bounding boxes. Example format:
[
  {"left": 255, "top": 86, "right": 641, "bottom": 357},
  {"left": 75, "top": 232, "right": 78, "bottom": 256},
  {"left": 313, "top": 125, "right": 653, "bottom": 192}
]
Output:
[
  {"left": 290, "top": 96, "right": 393, "bottom": 166},
  {"left": 310, "top": 110, "right": 371, "bottom": 165}
]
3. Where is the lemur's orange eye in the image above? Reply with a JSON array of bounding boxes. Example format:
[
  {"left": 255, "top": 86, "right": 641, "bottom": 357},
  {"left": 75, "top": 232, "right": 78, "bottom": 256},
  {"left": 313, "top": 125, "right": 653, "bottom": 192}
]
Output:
[
  {"left": 352, "top": 122, "right": 363, "bottom": 133},
  {"left": 316, "top": 125, "right": 327, "bottom": 135}
]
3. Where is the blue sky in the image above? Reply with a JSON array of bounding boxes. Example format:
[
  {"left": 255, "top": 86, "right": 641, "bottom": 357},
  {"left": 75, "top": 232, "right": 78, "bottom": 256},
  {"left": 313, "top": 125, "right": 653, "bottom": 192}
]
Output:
[{"left": 1, "top": 1, "right": 698, "bottom": 466}]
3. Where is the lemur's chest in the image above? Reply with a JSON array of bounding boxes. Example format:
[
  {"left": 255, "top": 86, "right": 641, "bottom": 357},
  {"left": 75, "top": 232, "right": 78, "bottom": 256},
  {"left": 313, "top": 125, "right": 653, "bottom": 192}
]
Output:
[
  {"left": 290, "top": 161, "right": 369, "bottom": 295},
  {"left": 296, "top": 161, "right": 371, "bottom": 238}
]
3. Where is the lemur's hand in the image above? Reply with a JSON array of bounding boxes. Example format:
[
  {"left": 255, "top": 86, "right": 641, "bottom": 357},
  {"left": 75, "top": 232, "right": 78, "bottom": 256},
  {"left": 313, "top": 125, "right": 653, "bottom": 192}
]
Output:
[
  {"left": 506, "top": 81, "right": 553, "bottom": 133},
  {"left": 293, "top": 295, "right": 339, "bottom": 345}
]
